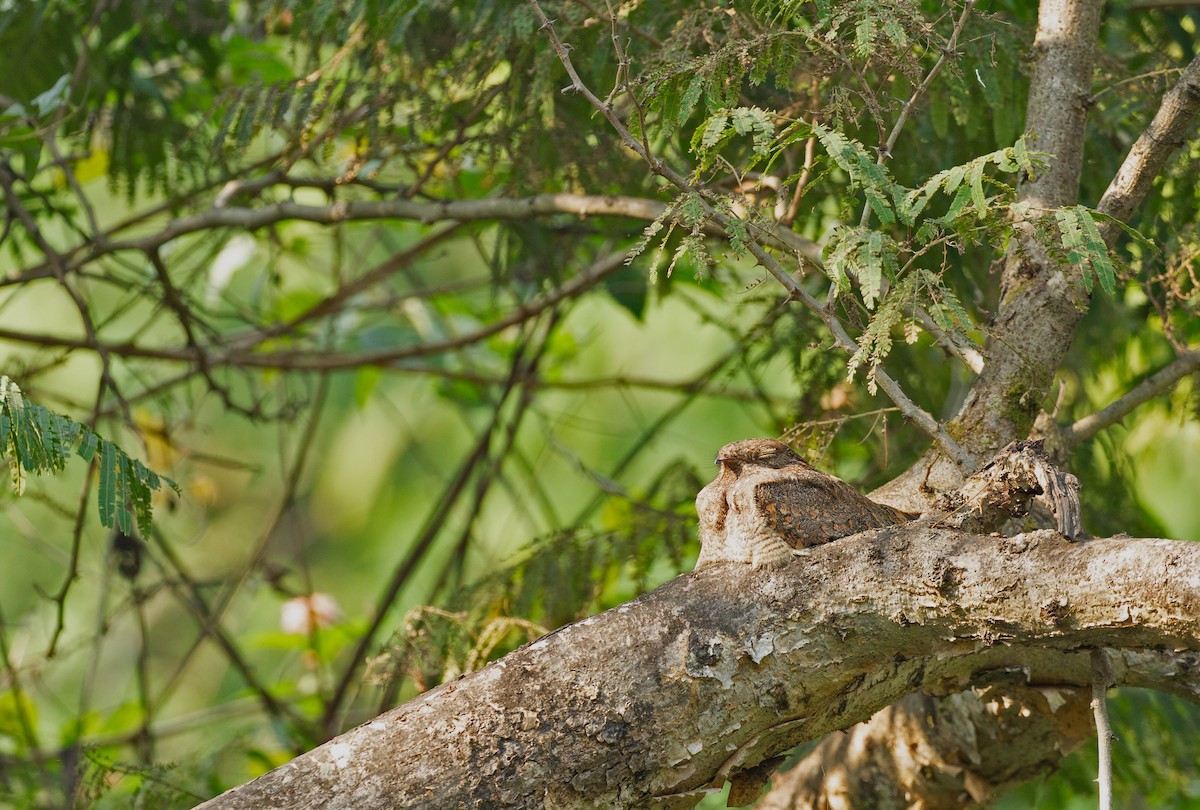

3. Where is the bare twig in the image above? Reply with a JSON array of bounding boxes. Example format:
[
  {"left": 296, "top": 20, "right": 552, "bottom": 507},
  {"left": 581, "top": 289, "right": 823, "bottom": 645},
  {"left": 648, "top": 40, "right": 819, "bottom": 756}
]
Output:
[
  {"left": 242, "top": 223, "right": 465, "bottom": 345},
  {"left": 145, "top": 248, "right": 241, "bottom": 412},
  {"left": 0, "top": 163, "right": 132, "bottom": 425},
  {"left": 849, "top": 1, "right": 983, "bottom": 373},
  {"left": 147, "top": 377, "right": 331, "bottom": 722},
  {"left": 149, "top": 527, "right": 310, "bottom": 741},
  {"left": 321, "top": 352, "right": 522, "bottom": 734},
  {"left": 0, "top": 247, "right": 631, "bottom": 372},
  {"left": 1062, "top": 349, "right": 1200, "bottom": 447},
  {"left": 1091, "top": 648, "right": 1114, "bottom": 810},
  {"left": 405, "top": 81, "right": 507, "bottom": 199},
  {"left": 9, "top": 192, "right": 821, "bottom": 284},
  {"left": 43, "top": 384, "right": 104, "bottom": 658},
  {"left": 431, "top": 312, "right": 558, "bottom": 608},
  {"left": 781, "top": 77, "right": 820, "bottom": 227},
  {"left": 0, "top": 603, "right": 51, "bottom": 788}
]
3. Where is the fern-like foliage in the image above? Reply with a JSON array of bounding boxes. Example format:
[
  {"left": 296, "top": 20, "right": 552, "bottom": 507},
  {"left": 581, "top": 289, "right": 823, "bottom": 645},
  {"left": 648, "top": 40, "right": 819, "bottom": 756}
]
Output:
[
  {"left": 826, "top": 227, "right": 900, "bottom": 310},
  {"left": 0, "top": 377, "right": 174, "bottom": 535},
  {"left": 626, "top": 192, "right": 718, "bottom": 282},
  {"left": 691, "top": 107, "right": 776, "bottom": 173},
  {"left": 813, "top": 124, "right": 900, "bottom": 225},
  {"left": 640, "top": 31, "right": 802, "bottom": 141},
  {"left": 1053, "top": 205, "right": 1118, "bottom": 294},
  {"left": 811, "top": 135, "right": 1045, "bottom": 387}
]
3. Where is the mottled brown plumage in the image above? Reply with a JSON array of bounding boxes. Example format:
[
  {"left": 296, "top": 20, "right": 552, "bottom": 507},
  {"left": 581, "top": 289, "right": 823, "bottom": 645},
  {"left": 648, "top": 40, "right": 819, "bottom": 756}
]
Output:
[{"left": 695, "top": 438, "right": 914, "bottom": 569}]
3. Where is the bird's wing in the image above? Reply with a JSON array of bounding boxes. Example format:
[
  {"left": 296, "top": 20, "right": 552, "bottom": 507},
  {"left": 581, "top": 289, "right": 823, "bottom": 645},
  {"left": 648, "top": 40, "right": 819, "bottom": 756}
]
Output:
[{"left": 750, "top": 465, "right": 911, "bottom": 549}]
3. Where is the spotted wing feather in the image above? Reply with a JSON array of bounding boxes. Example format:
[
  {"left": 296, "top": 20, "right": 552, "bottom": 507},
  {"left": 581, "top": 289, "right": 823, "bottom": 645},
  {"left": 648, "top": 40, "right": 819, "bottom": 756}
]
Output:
[{"left": 752, "top": 467, "right": 912, "bottom": 550}]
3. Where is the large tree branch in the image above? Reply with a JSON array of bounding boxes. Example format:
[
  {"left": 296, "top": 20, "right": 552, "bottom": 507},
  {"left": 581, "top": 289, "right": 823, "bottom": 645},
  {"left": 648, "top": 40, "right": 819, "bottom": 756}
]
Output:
[
  {"left": 777, "top": 4, "right": 1173, "bottom": 804},
  {"left": 759, "top": 685, "right": 1094, "bottom": 809},
  {"left": 195, "top": 528, "right": 1200, "bottom": 809},
  {"left": 936, "top": 0, "right": 1103, "bottom": 472}
]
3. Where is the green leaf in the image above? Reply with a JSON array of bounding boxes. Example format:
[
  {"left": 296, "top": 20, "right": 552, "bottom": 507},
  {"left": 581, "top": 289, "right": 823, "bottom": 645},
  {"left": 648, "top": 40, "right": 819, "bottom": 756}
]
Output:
[
  {"left": 860, "top": 232, "right": 884, "bottom": 310},
  {"left": 969, "top": 159, "right": 987, "bottom": 212},
  {"left": 813, "top": 124, "right": 898, "bottom": 224},
  {"left": 882, "top": 19, "right": 907, "bottom": 48},
  {"left": 935, "top": 185, "right": 973, "bottom": 225},
  {"left": 854, "top": 17, "right": 877, "bottom": 58},
  {"left": 0, "top": 379, "right": 169, "bottom": 532},
  {"left": 20, "top": 140, "right": 40, "bottom": 177},
  {"left": 698, "top": 110, "right": 728, "bottom": 151},
  {"left": 678, "top": 73, "right": 706, "bottom": 129},
  {"left": 354, "top": 366, "right": 381, "bottom": 409},
  {"left": 1055, "top": 206, "right": 1117, "bottom": 295},
  {"left": 866, "top": 188, "right": 895, "bottom": 225},
  {"left": 0, "top": 689, "right": 37, "bottom": 750},
  {"left": 115, "top": 452, "right": 133, "bottom": 536},
  {"left": 30, "top": 74, "right": 70, "bottom": 117},
  {"left": 98, "top": 440, "right": 118, "bottom": 529},
  {"left": 76, "top": 429, "right": 98, "bottom": 462}
]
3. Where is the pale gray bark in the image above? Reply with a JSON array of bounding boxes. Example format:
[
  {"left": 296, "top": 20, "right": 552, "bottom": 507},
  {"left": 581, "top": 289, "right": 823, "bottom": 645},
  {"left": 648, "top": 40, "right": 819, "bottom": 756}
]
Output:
[
  {"left": 195, "top": 529, "right": 1200, "bottom": 809},
  {"left": 759, "top": 685, "right": 1094, "bottom": 809}
]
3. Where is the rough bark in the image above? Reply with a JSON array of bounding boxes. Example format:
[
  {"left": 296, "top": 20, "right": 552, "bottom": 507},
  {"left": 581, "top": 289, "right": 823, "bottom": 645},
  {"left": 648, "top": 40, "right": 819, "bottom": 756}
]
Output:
[
  {"left": 949, "top": 0, "right": 1100, "bottom": 456},
  {"left": 194, "top": 529, "right": 1200, "bottom": 809},
  {"left": 759, "top": 685, "right": 1095, "bottom": 809}
]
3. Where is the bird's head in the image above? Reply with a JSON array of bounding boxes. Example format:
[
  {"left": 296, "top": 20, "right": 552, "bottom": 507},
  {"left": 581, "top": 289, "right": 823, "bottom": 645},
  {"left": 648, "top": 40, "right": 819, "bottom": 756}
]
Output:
[{"left": 714, "top": 438, "right": 805, "bottom": 474}]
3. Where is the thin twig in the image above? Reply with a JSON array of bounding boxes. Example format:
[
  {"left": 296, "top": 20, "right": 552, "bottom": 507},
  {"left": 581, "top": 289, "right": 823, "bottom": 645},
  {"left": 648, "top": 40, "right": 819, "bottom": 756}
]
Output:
[
  {"left": 849, "top": 1, "right": 982, "bottom": 374},
  {"left": 858, "top": 0, "right": 976, "bottom": 228},
  {"left": 429, "top": 312, "right": 558, "bottom": 620},
  {"left": 0, "top": 602, "right": 52, "bottom": 790},
  {"left": 1091, "top": 648, "right": 1114, "bottom": 810},
  {"left": 0, "top": 164, "right": 133, "bottom": 426},
  {"left": 146, "top": 248, "right": 239, "bottom": 412},
  {"left": 43, "top": 384, "right": 104, "bottom": 657},
  {"left": 781, "top": 77, "right": 820, "bottom": 227},
  {"left": 1062, "top": 349, "right": 1200, "bottom": 447},
  {"left": 149, "top": 526, "right": 310, "bottom": 741},
  {"left": 568, "top": 303, "right": 790, "bottom": 526},
  {"left": 321, "top": 352, "right": 523, "bottom": 734},
  {"left": 0, "top": 247, "right": 632, "bottom": 372}
]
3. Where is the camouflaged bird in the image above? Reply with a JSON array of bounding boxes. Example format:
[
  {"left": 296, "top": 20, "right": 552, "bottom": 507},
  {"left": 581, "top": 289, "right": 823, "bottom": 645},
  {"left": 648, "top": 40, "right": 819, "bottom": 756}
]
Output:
[{"left": 694, "top": 439, "right": 915, "bottom": 569}]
